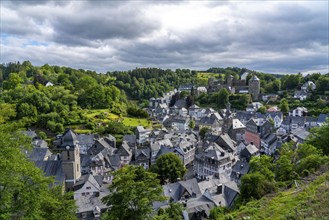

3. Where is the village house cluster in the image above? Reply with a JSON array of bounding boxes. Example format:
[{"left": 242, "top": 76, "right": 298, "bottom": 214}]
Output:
[{"left": 23, "top": 74, "right": 328, "bottom": 220}]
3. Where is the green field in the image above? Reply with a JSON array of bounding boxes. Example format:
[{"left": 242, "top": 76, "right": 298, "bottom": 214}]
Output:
[
  {"left": 197, "top": 72, "right": 220, "bottom": 79},
  {"left": 74, "top": 109, "right": 151, "bottom": 134}
]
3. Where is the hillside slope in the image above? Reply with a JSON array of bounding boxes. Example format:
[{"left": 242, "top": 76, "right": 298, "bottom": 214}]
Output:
[{"left": 218, "top": 168, "right": 329, "bottom": 220}]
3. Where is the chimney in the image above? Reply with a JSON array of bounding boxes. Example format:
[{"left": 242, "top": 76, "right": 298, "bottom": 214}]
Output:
[{"left": 217, "top": 184, "right": 223, "bottom": 194}]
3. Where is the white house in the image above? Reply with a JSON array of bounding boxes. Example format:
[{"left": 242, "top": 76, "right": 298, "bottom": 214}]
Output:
[
  {"left": 289, "top": 107, "right": 308, "bottom": 117},
  {"left": 301, "top": 81, "right": 316, "bottom": 91}
]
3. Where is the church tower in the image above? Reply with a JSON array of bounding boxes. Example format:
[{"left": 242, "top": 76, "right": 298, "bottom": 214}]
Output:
[
  {"left": 248, "top": 75, "right": 260, "bottom": 101},
  {"left": 59, "top": 129, "right": 81, "bottom": 190},
  {"left": 222, "top": 103, "right": 233, "bottom": 134}
]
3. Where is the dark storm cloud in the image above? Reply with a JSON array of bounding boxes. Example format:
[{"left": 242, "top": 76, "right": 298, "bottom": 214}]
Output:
[
  {"left": 1, "top": 1, "right": 328, "bottom": 74},
  {"left": 51, "top": 6, "right": 159, "bottom": 46}
]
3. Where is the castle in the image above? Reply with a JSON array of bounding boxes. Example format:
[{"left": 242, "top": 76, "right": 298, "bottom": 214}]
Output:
[{"left": 207, "top": 72, "right": 260, "bottom": 101}]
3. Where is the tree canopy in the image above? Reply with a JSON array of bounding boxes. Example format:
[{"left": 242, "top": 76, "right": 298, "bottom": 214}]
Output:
[
  {"left": 151, "top": 153, "right": 187, "bottom": 184},
  {"left": 0, "top": 124, "right": 76, "bottom": 219},
  {"left": 102, "top": 165, "right": 166, "bottom": 220}
]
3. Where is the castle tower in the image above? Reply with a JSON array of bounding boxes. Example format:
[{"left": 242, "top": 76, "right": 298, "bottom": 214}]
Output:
[
  {"left": 227, "top": 75, "right": 234, "bottom": 88},
  {"left": 59, "top": 129, "right": 81, "bottom": 190},
  {"left": 248, "top": 75, "right": 260, "bottom": 101}
]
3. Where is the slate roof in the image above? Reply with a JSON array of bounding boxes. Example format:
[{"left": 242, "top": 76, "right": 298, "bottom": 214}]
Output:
[
  {"left": 77, "top": 134, "right": 95, "bottom": 146},
  {"left": 28, "top": 147, "right": 52, "bottom": 161},
  {"left": 231, "top": 161, "right": 250, "bottom": 177},
  {"left": 199, "top": 115, "right": 217, "bottom": 126},
  {"left": 34, "top": 160, "right": 64, "bottom": 185},
  {"left": 135, "top": 148, "right": 150, "bottom": 160},
  {"left": 156, "top": 146, "right": 175, "bottom": 158},
  {"left": 117, "top": 141, "right": 132, "bottom": 157},
  {"left": 32, "top": 139, "right": 48, "bottom": 148},
  {"left": 291, "top": 128, "right": 310, "bottom": 141},
  {"left": 163, "top": 178, "right": 201, "bottom": 202},
  {"left": 213, "top": 133, "right": 236, "bottom": 152},
  {"left": 266, "top": 112, "right": 283, "bottom": 120},
  {"left": 317, "top": 113, "right": 329, "bottom": 124},
  {"left": 264, "top": 133, "right": 277, "bottom": 145},
  {"left": 108, "top": 154, "right": 121, "bottom": 170},
  {"left": 123, "top": 134, "right": 137, "bottom": 144},
  {"left": 173, "top": 99, "right": 187, "bottom": 108},
  {"left": 291, "top": 116, "right": 306, "bottom": 127},
  {"left": 73, "top": 174, "right": 101, "bottom": 191},
  {"left": 61, "top": 128, "right": 78, "bottom": 147},
  {"left": 151, "top": 139, "right": 173, "bottom": 151}
]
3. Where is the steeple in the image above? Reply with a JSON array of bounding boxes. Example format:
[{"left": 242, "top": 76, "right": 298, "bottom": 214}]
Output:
[{"left": 58, "top": 129, "right": 81, "bottom": 190}]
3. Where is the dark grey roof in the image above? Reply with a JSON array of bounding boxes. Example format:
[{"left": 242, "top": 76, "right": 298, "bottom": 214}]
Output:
[
  {"left": 117, "top": 141, "right": 132, "bottom": 157},
  {"left": 90, "top": 137, "right": 117, "bottom": 156},
  {"left": 173, "top": 99, "right": 187, "bottom": 108},
  {"left": 318, "top": 113, "right": 329, "bottom": 123},
  {"left": 214, "top": 134, "right": 236, "bottom": 153},
  {"left": 73, "top": 174, "right": 101, "bottom": 191},
  {"left": 61, "top": 128, "right": 78, "bottom": 147},
  {"left": 108, "top": 154, "right": 121, "bottom": 170},
  {"left": 157, "top": 146, "right": 175, "bottom": 158},
  {"left": 291, "top": 128, "right": 310, "bottom": 141},
  {"left": 231, "top": 161, "right": 250, "bottom": 176},
  {"left": 291, "top": 116, "right": 306, "bottom": 126},
  {"left": 264, "top": 133, "right": 277, "bottom": 145},
  {"left": 32, "top": 139, "right": 48, "bottom": 148},
  {"left": 306, "top": 117, "right": 318, "bottom": 122},
  {"left": 135, "top": 148, "right": 150, "bottom": 160},
  {"left": 34, "top": 160, "right": 64, "bottom": 185},
  {"left": 266, "top": 112, "right": 283, "bottom": 119},
  {"left": 80, "top": 154, "right": 91, "bottom": 170},
  {"left": 223, "top": 183, "right": 239, "bottom": 207},
  {"left": 199, "top": 115, "right": 217, "bottom": 125},
  {"left": 123, "top": 134, "right": 136, "bottom": 144},
  {"left": 77, "top": 134, "right": 95, "bottom": 146},
  {"left": 28, "top": 148, "right": 52, "bottom": 161},
  {"left": 163, "top": 178, "right": 201, "bottom": 202}
]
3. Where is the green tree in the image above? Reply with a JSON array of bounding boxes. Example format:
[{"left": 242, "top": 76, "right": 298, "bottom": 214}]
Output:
[
  {"left": 2, "top": 73, "right": 23, "bottom": 90},
  {"left": 151, "top": 153, "right": 187, "bottom": 184},
  {"left": 257, "top": 106, "right": 266, "bottom": 114},
  {"left": 155, "top": 202, "right": 184, "bottom": 220},
  {"left": 215, "top": 88, "right": 229, "bottom": 109},
  {"left": 307, "top": 119, "right": 329, "bottom": 155},
  {"left": 279, "top": 98, "right": 289, "bottom": 114},
  {"left": 199, "top": 127, "right": 209, "bottom": 140},
  {"left": 189, "top": 119, "right": 195, "bottom": 129},
  {"left": 240, "top": 172, "right": 275, "bottom": 202},
  {"left": 102, "top": 165, "right": 166, "bottom": 220},
  {"left": 0, "top": 103, "right": 16, "bottom": 123},
  {"left": 0, "top": 124, "right": 76, "bottom": 219},
  {"left": 249, "top": 155, "right": 274, "bottom": 181},
  {"left": 274, "top": 155, "right": 294, "bottom": 181}
]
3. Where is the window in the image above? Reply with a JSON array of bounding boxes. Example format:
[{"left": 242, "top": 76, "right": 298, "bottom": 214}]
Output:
[{"left": 86, "top": 187, "right": 91, "bottom": 190}]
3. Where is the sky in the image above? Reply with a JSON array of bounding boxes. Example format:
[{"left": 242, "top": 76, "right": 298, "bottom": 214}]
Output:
[{"left": 1, "top": 0, "right": 328, "bottom": 74}]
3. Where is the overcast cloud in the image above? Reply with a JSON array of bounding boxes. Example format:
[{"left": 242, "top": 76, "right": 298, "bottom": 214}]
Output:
[{"left": 1, "top": 0, "right": 328, "bottom": 74}]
